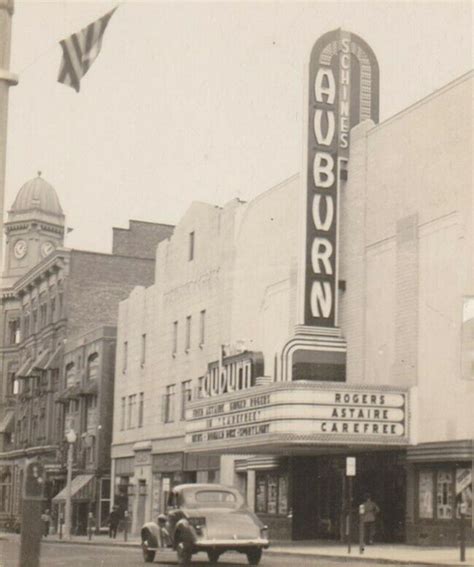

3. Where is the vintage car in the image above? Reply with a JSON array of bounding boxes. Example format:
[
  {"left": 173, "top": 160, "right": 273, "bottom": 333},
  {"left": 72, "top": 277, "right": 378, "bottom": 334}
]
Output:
[{"left": 141, "top": 483, "right": 269, "bottom": 565}]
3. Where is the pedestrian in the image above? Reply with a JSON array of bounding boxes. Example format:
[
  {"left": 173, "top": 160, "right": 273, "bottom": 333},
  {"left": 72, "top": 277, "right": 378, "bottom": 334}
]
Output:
[
  {"left": 41, "top": 509, "right": 52, "bottom": 537},
  {"left": 361, "top": 494, "right": 380, "bottom": 545},
  {"left": 107, "top": 505, "right": 121, "bottom": 539}
]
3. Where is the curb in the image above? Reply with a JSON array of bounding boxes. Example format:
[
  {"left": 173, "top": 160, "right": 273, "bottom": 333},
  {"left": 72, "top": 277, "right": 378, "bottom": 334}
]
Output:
[{"left": 34, "top": 538, "right": 472, "bottom": 567}]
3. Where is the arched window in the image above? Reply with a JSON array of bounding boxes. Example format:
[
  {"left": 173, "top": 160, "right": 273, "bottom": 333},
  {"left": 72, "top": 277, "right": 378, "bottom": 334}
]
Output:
[{"left": 87, "top": 353, "right": 99, "bottom": 381}]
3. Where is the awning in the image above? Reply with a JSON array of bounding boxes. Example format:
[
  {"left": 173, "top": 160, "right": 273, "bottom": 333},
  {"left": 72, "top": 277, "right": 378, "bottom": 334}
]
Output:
[
  {"left": 80, "top": 381, "right": 98, "bottom": 396},
  {"left": 16, "top": 358, "right": 33, "bottom": 378},
  {"left": 45, "top": 346, "right": 62, "bottom": 370},
  {"left": 31, "top": 349, "right": 51, "bottom": 371},
  {"left": 0, "top": 410, "right": 14, "bottom": 433},
  {"left": 52, "top": 474, "right": 95, "bottom": 502}
]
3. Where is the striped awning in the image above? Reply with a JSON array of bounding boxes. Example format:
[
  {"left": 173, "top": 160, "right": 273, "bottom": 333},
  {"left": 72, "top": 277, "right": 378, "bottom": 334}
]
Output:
[
  {"left": 16, "top": 358, "right": 33, "bottom": 378},
  {"left": 52, "top": 474, "right": 95, "bottom": 502},
  {"left": 0, "top": 410, "right": 14, "bottom": 433},
  {"left": 31, "top": 349, "right": 51, "bottom": 371}
]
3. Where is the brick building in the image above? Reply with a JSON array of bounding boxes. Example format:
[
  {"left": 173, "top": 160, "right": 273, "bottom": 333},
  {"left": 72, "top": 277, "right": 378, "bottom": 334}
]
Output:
[
  {"left": 112, "top": 69, "right": 473, "bottom": 544},
  {"left": 0, "top": 174, "right": 173, "bottom": 531}
]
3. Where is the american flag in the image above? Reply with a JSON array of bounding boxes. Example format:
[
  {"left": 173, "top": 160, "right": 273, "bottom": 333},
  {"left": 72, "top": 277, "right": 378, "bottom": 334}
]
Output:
[{"left": 58, "top": 7, "right": 117, "bottom": 92}]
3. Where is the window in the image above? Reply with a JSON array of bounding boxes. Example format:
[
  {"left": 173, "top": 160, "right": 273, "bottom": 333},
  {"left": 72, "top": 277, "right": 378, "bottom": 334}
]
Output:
[
  {"left": 437, "top": 471, "right": 453, "bottom": 520},
  {"left": 128, "top": 394, "right": 137, "bottom": 429},
  {"left": 255, "top": 472, "right": 289, "bottom": 516},
  {"left": 87, "top": 353, "right": 99, "bottom": 381},
  {"left": 120, "top": 397, "right": 126, "bottom": 430},
  {"left": 100, "top": 478, "right": 111, "bottom": 529},
  {"left": 86, "top": 396, "right": 98, "bottom": 432},
  {"left": 0, "top": 468, "right": 12, "bottom": 514},
  {"left": 123, "top": 341, "right": 128, "bottom": 373},
  {"left": 65, "top": 362, "right": 76, "bottom": 388},
  {"left": 49, "top": 286, "right": 56, "bottom": 323},
  {"left": 199, "top": 310, "right": 206, "bottom": 346},
  {"left": 141, "top": 334, "right": 146, "bottom": 366},
  {"left": 164, "top": 384, "right": 175, "bottom": 423},
  {"left": 418, "top": 471, "right": 434, "bottom": 519},
  {"left": 39, "top": 293, "right": 47, "bottom": 328},
  {"left": 188, "top": 231, "right": 195, "bottom": 261},
  {"left": 138, "top": 392, "right": 144, "bottom": 427},
  {"left": 185, "top": 316, "right": 192, "bottom": 351},
  {"left": 7, "top": 319, "right": 20, "bottom": 345},
  {"left": 172, "top": 322, "right": 178, "bottom": 355},
  {"left": 181, "top": 380, "right": 192, "bottom": 420},
  {"left": 197, "top": 376, "right": 206, "bottom": 399},
  {"left": 23, "top": 313, "right": 30, "bottom": 338}
]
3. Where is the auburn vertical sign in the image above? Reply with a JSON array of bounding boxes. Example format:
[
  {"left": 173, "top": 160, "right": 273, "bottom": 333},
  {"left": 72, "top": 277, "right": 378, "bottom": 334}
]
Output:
[{"left": 303, "top": 29, "right": 379, "bottom": 327}]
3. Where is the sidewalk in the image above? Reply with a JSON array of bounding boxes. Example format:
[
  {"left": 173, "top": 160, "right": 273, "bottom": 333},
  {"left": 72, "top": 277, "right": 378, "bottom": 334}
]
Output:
[{"left": 1, "top": 532, "right": 473, "bottom": 566}]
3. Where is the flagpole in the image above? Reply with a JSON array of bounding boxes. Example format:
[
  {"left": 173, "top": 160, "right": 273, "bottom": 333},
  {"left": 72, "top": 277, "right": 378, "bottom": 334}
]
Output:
[{"left": 0, "top": 0, "right": 18, "bottom": 270}]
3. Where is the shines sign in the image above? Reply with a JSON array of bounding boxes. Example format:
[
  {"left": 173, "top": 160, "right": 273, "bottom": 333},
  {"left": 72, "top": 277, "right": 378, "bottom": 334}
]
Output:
[{"left": 303, "top": 29, "right": 379, "bottom": 326}]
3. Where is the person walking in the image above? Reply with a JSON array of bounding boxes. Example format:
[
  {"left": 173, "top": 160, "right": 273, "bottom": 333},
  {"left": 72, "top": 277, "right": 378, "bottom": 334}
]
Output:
[
  {"left": 40, "top": 509, "right": 52, "bottom": 537},
  {"left": 361, "top": 494, "right": 380, "bottom": 545},
  {"left": 107, "top": 505, "right": 121, "bottom": 539}
]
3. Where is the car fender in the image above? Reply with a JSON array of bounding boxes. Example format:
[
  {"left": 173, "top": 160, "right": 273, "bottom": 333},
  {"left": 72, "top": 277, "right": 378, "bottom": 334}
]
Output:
[
  {"left": 174, "top": 518, "right": 196, "bottom": 547},
  {"left": 141, "top": 522, "right": 160, "bottom": 548}
]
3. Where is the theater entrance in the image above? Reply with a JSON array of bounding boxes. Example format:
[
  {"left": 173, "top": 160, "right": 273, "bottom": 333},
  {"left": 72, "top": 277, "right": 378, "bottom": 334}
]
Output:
[{"left": 291, "top": 452, "right": 406, "bottom": 542}]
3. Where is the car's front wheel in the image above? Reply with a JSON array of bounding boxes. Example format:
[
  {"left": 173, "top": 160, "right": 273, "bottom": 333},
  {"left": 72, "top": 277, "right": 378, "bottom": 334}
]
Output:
[
  {"left": 141, "top": 541, "right": 156, "bottom": 563},
  {"left": 207, "top": 550, "right": 221, "bottom": 564},
  {"left": 246, "top": 548, "right": 262, "bottom": 566},
  {"left": 176, "top": 541, "right": 192, "bottom": 566}
]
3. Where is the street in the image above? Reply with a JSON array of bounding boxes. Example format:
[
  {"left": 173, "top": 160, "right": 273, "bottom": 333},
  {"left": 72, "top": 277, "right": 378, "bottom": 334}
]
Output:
[{"left": 0, "top": 540, "right": 441, "bottom": 567}]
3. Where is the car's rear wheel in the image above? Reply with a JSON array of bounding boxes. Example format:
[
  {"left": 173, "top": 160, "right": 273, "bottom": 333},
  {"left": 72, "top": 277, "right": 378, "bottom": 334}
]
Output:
[
  {"left": 176, "top": 541, "right": 192, "bottom": 566},
  {"left": 207, "top": 550, "right": 221, "bottom": 564},
  {"left": 246, "top": 548, "right": 262, "bottom": 565},
  {"left": 141, "top": 540, "right": 156, "bottom": 563}
]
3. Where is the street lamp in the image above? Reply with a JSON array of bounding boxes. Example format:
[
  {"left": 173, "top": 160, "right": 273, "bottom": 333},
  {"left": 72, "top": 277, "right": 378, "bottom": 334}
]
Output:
[{"left": 64, "top": 429, "right": 77, "bottom": 539}]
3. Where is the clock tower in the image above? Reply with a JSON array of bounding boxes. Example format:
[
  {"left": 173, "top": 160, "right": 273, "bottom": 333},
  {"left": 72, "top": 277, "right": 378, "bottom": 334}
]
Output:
[{"left": 2, "top": 173, "right": 65, "bottom": 283}]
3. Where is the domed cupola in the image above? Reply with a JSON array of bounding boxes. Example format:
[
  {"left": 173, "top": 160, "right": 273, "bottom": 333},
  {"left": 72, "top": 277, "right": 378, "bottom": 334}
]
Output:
[
  {"left": 10, "top": 172, "right": 64, "bottom": 218},
  {"left": 3, "top": 173, "right": 66, "bottom": 279}
]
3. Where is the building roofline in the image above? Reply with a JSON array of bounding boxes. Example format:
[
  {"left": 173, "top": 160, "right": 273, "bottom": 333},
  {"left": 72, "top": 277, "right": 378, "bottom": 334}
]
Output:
[{"left": 370, "top": 69, "right": 474, "bottom": 135}]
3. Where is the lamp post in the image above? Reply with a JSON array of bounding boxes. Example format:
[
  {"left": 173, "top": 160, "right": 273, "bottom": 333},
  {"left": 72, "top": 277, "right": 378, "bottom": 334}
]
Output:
[{"left": 64, "top": 429, "right": 77, "bottom": 539}]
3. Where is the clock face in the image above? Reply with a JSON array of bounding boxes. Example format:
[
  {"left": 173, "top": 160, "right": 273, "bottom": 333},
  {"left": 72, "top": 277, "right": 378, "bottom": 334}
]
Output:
[
  {"left": 14, "top": 240, "right": 27, "bottom": 259},
  {"left": 41, "top": 241, "right": 55, "bottom": 258}
]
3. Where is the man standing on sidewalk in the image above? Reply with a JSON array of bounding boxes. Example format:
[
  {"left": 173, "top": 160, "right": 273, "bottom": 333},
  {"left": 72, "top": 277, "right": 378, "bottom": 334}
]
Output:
[
  {"left": 107, "top": 506, "right": 121, "bottom": 539},
  {"left": 361, "top": 494, "right": 380, "bottom": 545}
]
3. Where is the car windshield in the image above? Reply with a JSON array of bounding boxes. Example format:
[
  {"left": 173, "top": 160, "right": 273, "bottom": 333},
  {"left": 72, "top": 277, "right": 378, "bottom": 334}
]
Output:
[{"left": 194, "top": 490, "right": 237, "bottom": 507}]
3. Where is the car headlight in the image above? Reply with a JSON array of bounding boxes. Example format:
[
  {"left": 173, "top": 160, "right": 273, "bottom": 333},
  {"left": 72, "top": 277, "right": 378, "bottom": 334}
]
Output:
[
  {"left": 188, "top": 517, "right": 206, "bottom": 533},
  {"left": 260, "top": 525, "right": 269, "bottom": 540}
]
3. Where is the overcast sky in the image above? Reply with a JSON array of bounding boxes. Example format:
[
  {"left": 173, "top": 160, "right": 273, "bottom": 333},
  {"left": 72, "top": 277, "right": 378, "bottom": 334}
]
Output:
[{"left": 5, "top": 0, "right": 472, "bottom": 252}]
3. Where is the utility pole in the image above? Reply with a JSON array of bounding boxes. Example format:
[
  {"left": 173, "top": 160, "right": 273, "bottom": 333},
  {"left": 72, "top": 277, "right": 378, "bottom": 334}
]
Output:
[{"left": 0, "top": 0, "right": 18, "bottom": 268}]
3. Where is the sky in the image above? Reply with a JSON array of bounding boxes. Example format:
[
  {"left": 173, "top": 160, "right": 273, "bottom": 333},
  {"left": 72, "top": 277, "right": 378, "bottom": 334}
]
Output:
[{"left": 4, "top": 0, "right": 473, "bottom": 253}]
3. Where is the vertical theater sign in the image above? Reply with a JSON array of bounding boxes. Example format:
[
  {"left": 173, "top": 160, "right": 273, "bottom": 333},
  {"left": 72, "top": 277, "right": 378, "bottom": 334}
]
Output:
[
  {"left": 303, "top": 29, "right": 379, "bottom": 326},
  {"left": 185, "top": 30, "right": 412, "bottom": 454}
]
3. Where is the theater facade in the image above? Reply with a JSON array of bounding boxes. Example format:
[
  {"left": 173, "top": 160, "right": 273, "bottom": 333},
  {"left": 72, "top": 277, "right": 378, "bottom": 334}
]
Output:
[{"left": 111, "top": 29, "right": 473, "bottom": 545}]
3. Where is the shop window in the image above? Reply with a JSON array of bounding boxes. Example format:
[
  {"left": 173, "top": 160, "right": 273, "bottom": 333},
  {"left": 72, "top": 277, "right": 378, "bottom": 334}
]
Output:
[
  {"left": 255, "top": 471, "right": 289, "bottom": 516},
  {"left": 437, "top": 471, "right": 453, "bottom": 520},
  {"left": 87, "top": 353, "right": 99, "bottom": 381},
  {"left": 418, "top": 470, "right": 434, "bottom": 519},
  {"left": 164, "top": 384, "right": 175, "bottom": 423},
  {"left": 100, "top": 478, "right": 111, "bottom": 528},
  {"left": 455, "top": 468, "right": 472, "bottom": 518}
]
